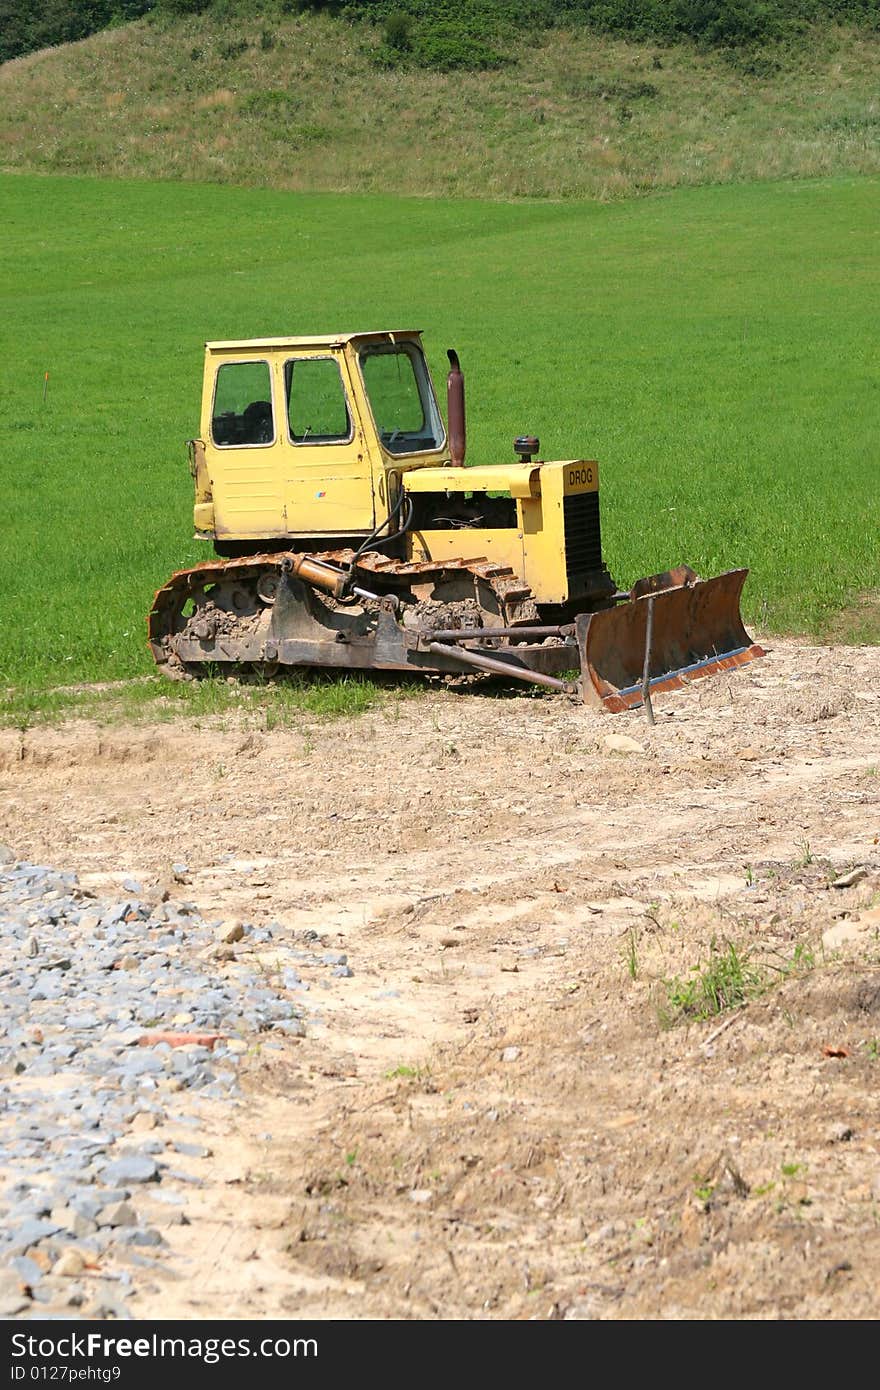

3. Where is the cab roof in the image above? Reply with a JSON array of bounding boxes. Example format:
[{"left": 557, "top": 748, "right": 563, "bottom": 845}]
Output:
[{"left": 205, "top": 330, "right": 423, "bottom": 351}]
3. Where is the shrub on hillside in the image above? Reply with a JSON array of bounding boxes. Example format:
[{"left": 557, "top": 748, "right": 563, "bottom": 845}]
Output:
[
  {"left": 383, "top": 12, "right": 411, "bottom": 51},
  {"left": 674, "top": 0, "right": 788, "bottom": 46},
  {"left": 156, "top": 0, "right": 210, "bottom": 14},
  {"left": 375, "top": 21, "right": 510, "bottom": 71}
]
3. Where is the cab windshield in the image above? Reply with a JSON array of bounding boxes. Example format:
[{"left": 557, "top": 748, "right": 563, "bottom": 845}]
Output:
[{"left": 358, "top": 342, "right": 444, "bottom": 456}]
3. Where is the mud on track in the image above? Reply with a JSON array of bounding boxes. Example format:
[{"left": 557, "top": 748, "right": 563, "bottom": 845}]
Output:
[{"left": 2, "top": 637, "right": 880, "bottom": 1320}]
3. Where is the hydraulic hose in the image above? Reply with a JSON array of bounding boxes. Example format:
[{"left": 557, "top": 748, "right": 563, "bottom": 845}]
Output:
[{"left": 351, "top": 488, "right": 413, "bottom": 565}]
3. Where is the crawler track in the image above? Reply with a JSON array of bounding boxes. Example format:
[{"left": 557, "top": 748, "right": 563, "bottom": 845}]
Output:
[{"left": 147, "top": 548, "right": 545, "bottom": 680}]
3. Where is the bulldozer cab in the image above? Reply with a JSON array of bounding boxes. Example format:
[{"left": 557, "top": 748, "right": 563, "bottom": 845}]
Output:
[{"left": 197, "top": 332, "right": 448, "bottom": 544}]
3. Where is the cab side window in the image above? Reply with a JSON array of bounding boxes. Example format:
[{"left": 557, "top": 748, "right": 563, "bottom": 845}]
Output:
[
  {"left": 212, "top": 361, "right": 274, "bottom": 446},
  {"left": 285, "top": 357, "right": 351, "bottom": 444}
]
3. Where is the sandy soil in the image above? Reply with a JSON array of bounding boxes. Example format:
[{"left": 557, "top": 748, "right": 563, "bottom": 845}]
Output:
[{"left": 2, "top": 636, "right": 880, "bottom": 1321}]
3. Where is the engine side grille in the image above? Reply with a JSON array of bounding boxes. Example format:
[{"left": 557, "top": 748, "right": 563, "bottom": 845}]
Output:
[{"left": 563, "top": 490, "right": 603, "bottom": 577}]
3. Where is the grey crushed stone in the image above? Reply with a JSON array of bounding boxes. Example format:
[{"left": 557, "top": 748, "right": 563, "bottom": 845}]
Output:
[{"left": 0, "top": 856, "right": 358, "bottom": 1321}]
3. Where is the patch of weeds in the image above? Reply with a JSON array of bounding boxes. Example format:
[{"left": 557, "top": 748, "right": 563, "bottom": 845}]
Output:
[
  {"left": 291, "top": 122, "right": 332, "bottom": 146},
  {"left": 867, "top": 1039, "right": 879, "bottom": 1061},
  {"left": 240, "top": 90, "right": 299, "bottom": 119},
  {"left": 1, "top": 685, "right": 101, "bottom": 729},
  {"left": 570, "top": 77, "right": 659, "bottom": 102},
  {"left": 660, "top": 938, "right": 764, "bottom": 1026},
  {"left": 386, "top": 1064, "right": 420, "bottom": 1080},
  {"left": 820, "top": 111, "right": 880, "bottom": 137},
  {"left": 1, "top": 667, "right": 394, "bottom": 732},
  {"left": 774, "top": 1167, "right": 809, "bottom": 1212},
  {"left": 785, "top": 942, "right": 815, "bottom": 975},
  {"left": 744, "top": 863, "right": 754, "bottom": 886},
  {"left": 722, "top": 48, "right": 782, "bottom": 78},
  {"left": 631, "top": 1217, "right": 654, "bottom": 1247},
  {"left": 693, "top": 1175, "right": 715, "bottom": 1204},
  {"left": 794, "top": 838, "right": 814, "bottom": 867},
  {"left": 219, "top": 38, "right": 249, "bottom": 60},
  {"left": 766, "top": 940, "right": 816, "bottom": 982}
]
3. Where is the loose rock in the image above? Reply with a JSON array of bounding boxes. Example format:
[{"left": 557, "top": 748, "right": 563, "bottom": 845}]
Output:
[
  {"left": 832, "top": 867, "right": 868, "bottom": 889},
  {"left": 217, "top": 920, "right": 244, "bottom": 945},
  {"left": 53, "top": 1249, "right": 86, "bottom": 1277},
  {"left": 603, "top": 733, "right": 646, "bottom": 755}
]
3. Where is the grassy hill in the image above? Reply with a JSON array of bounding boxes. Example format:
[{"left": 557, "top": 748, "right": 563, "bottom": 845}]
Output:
[{"left": 1, "top": 11, "right": 879, "bottom": 199}]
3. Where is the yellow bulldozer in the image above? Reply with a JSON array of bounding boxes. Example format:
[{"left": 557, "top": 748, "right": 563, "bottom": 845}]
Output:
[{"left": 148, "top": 330, "right": 763, "bottom": 709}]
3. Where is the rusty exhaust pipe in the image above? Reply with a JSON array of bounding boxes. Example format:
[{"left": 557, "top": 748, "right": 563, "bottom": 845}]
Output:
[{"left": 447, "top": 349, "right": 465, "bottom": 467}]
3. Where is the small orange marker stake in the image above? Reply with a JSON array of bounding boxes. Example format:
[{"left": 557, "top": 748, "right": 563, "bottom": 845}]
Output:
[{"left": 42, "top": 371, "right": 49, "bottom": 404}]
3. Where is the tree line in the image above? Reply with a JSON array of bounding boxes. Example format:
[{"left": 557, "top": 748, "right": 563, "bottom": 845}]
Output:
[{"left": 1, "top": 1, "right": 877, "bottom": 68}]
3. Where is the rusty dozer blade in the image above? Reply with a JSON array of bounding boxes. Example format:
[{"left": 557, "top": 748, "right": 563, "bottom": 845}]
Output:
[{"left": 576, "top": 567, "right": 764, "bottom": 712}]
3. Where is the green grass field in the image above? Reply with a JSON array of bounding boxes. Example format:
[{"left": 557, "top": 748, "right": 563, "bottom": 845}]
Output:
[{"left": 1, "top": 171, "right": 878, "bottom": 713}]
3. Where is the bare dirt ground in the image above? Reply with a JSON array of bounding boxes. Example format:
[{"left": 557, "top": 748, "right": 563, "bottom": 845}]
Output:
[{"left": 2, "top": 636, "right": 880, "bottom": 1321}]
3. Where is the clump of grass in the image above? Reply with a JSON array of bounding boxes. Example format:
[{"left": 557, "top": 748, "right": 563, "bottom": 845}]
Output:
[
  {"left": 775, "top": 942, "right": 816, "bottom": 977},
  {"left": 661, "top": 938, "right": 765, "bottom": 1026},
  {"left": 660, "top": 936, "right": 819, "bottom": 1028},
  {"left": 385, "top": 1062, "right": 430, "bottom": 1080}
]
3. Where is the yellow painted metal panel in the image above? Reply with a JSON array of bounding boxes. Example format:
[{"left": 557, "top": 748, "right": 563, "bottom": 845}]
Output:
[
  {"left": 402, "top": 460, "right": 597, "bottom": 498},
  {"left": 206, "top": 330, "right": 424, "bottom": 352},
  {"left": 402, "top": 464, "right": 536, "bottom": 495},
  {"left": 560, "top": 461, "right": 598, "bottom": 494},
  {"left": 521, "top": 463, "right": 566, "bottom": 605},
  {"left": 402, "top": 460, "right": 599, "bottom": 605},
  {"left": 410, "top": 528, "right": 525, "bottom": 571}
]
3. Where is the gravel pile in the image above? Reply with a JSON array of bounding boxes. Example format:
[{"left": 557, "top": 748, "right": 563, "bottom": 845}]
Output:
[{"left": 0, "top": 849, "right": 352, "bottom": 1318}]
